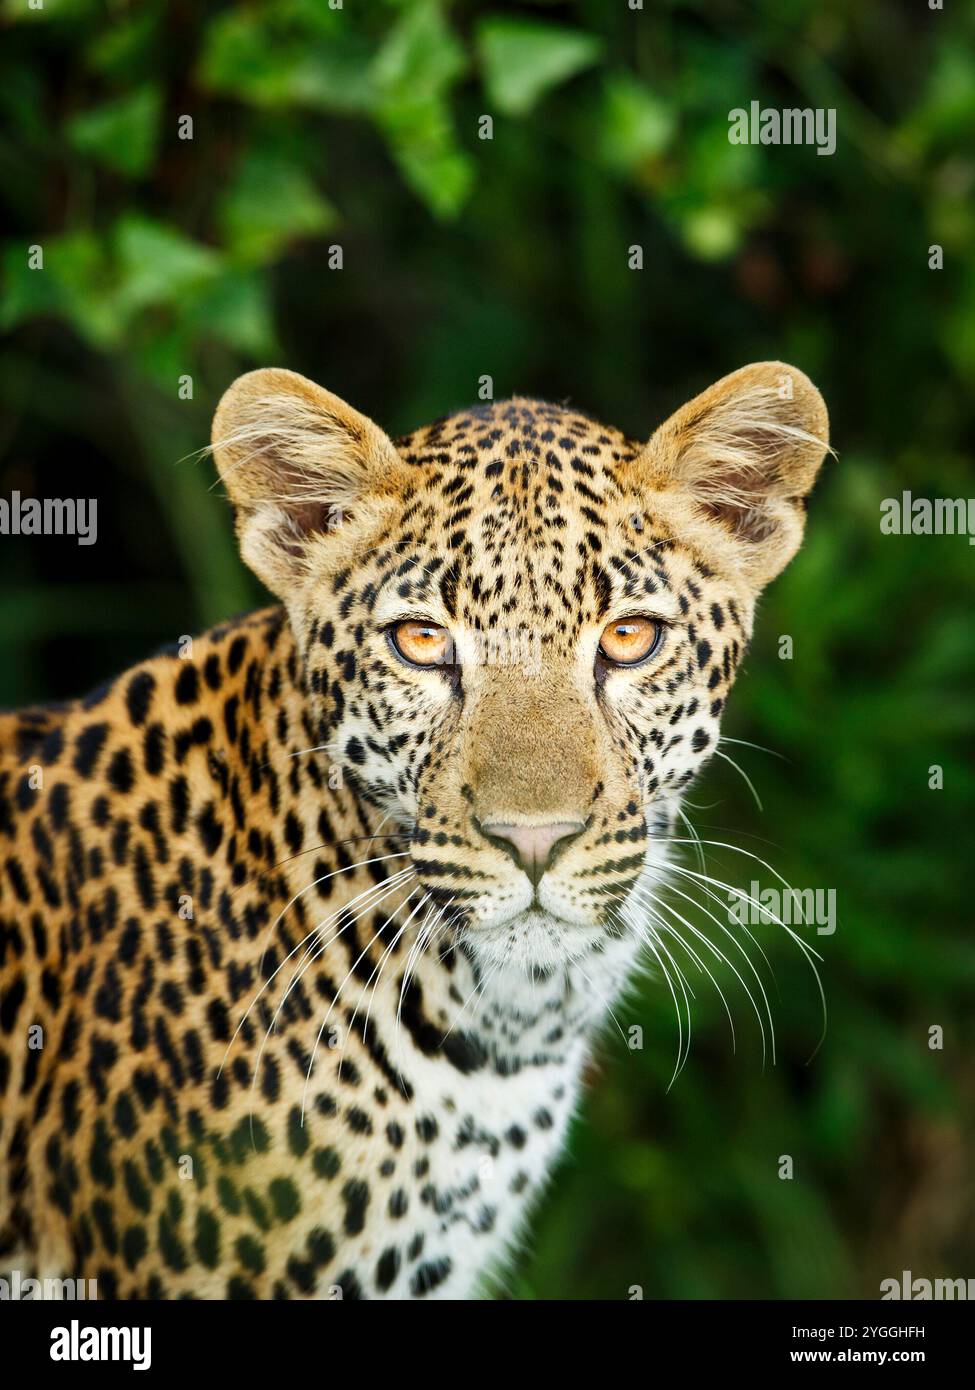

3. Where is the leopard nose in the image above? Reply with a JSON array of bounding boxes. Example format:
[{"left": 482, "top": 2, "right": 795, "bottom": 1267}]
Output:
[{"left": 479, "top": 820, "right": 586, "bottom": 888}]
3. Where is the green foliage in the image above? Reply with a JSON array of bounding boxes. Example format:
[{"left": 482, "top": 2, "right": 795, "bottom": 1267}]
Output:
[
  {"left": 476, "top": 16, "right": 602, "bottom": 116},
  {"left": 372, "top": 1, "right": 474, "bottom": 218},
  {"left": 66, "top": 86, "right": 161, "bottom": 178},
  {"left": 1, "top": 0, "right": 973, "bottom": 1300},
  {"left": 218, "top": 153, "right": 336, "bottom": 265}
]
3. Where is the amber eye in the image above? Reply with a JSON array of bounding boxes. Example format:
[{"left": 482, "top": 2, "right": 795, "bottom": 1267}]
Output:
[
  {"left": 389, "top": 620, "right": 452, "bottom": 668},
  {"left": 597, "top": 616, "right": 662, "bottom": 667}
]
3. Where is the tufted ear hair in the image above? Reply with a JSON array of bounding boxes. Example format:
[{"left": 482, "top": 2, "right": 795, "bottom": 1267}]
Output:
[
  {"left": 211, "top": 368, "right": 410, "bottom": 596},
  {"left": 634, "top": 361, "right": 831, "bottom": 588}
]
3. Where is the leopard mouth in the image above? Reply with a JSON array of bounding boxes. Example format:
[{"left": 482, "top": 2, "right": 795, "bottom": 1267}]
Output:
[{"left": 457, "top": 906, "right": 609, "bottom": 971}]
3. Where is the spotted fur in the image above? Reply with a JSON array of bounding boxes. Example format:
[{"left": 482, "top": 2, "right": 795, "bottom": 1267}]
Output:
[{"left": 0, "top": 363, "right": 829, "bottom": 1298}]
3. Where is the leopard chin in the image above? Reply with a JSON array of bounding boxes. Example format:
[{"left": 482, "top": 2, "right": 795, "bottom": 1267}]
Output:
[{"left": 459, "top": 908, "right": 610, "bottom": 974}]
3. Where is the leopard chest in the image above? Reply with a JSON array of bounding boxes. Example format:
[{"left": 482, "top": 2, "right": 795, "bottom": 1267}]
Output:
[{"left": 302, "top": 1039, "right": 590, "bottom": 1299}]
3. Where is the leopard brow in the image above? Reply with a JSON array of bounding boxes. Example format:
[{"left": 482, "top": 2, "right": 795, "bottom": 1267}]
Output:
[
  {"left": 374, "top": 604, "right": 452, "bottom": 634},
  {"left": 370, "top": 563, "right": 454, "bottom": 625},
  {"left": 604, "top": 584, "right": 682, "bottom": 626}
]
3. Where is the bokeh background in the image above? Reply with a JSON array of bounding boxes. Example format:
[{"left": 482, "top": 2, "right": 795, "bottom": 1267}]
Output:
[{"left": 2, "top": 0, "right": 973, "bottom": 1299}]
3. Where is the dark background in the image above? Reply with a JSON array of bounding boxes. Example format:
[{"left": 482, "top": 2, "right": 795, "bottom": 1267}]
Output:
[{"left": 1, "top": 0, "right": 973, "bottom": 1298}]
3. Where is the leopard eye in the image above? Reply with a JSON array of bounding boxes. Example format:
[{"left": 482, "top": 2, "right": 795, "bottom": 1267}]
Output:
[
  {"left": 597, "top": 616, "right": 662, "bottom": 668},
  {"left": 389, "top": 620, "right": 452, "bottom": 668}
]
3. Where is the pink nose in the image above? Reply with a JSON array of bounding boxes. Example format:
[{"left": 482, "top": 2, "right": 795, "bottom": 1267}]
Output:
[{"left": 480, "top": 821, "right": 585, "bottom": 887}]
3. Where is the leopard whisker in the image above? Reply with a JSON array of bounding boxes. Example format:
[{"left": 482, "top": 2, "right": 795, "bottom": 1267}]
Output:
[
  {"left": 243, "top": 871, "right": 417, "bottom": 1150},
  {"left": 283, "top": 742, "right": 336, "bottom": 760},
  {"left": 228, "top": 835, "right": 407, "bottom": 902},
  {"left": 712, "top": 748, "right": 764, "bottom": 812},
  {"left": 275, "top": 867, "right": 416, "bottom": 1023},
  {"left": 631, "top": 889, "right": 751, "bottom": 1050},
  {"left": 302, "top": 890, "right": 433, "bottom": 1123},
  {"left": 651, "top": 918, "right": 738, "bottom": 1054},
  {"left": 664, "top": 871, "right": 779, "bottom": 1024},
  {"left": 257, "top": 849, "right": 411, "bottom": 976},
  {"left": 632, "top": 885, "right": 768, "bottom": 1061},
  {"left": 390, "top": 900, "right": 461, "bottom": 1086},
  {"left": 242, "top": 877, "right": 416, "bottom": 1140},
  {"left": 358, "top": 892, "right": 430, "bottom": 1046},
  {"left": 609, "top": 906, "right": 688, "bottom": 1090},
  {"left": 671, "top": 803, "right": 707, "bottom": 875},
  {"left": 397, "top": 899, "right": 446, "bottom": 1012},
  {"left": 719, "top": 735, "right": 788, "bottom": 762},
  {"left": 645, "top": 921, "right": 695, "bottom": 1080},
  {"left": 392, "top": 899, "right": 450, "bottom": 1055},
  {"left": 309, "top": 887, "right": 426, "bottom": 1119},
  {"left": 569, "top": 958, "right": 630, "bottom": 1048},
  {"left": 666, "top": 863, "right": 827, "bottom": 1060},
  {"left": 662, "top": 833, "right": 816, "bottom": 947},
  {"left": 659, "top": 864, "right": 777, "bottom": 983},
  {"left": 221, "top": 866, "right": 414, "bottom": 1075}
]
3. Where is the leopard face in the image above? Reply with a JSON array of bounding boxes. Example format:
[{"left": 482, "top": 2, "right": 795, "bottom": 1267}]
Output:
[{"left": 214, "top": 363, "right": 829, "bottom": 976}]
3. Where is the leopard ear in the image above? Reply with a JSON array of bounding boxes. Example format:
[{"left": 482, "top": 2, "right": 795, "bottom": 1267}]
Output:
[
  {"left": 211, "top": 368, "right": 409, "bottom": 595},
  {"left": 636, "top": 361, "right": 831, "bottom": 588}
]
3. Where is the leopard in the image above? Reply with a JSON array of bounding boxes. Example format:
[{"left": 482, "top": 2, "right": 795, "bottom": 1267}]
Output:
[{"left": 0, "top": 361, "right": 829, "bottom": 1299}]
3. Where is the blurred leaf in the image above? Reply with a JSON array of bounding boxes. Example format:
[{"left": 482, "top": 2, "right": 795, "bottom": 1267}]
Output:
[
  {"left": 0, "top": 65, "right": 49, "bottom": 143},
  {"left": 66, "top": 85, "right": 162, "bottom": 177},
  {"left": 599, "top": 73, "right": 675, "bottom": 172},
  {"left": 218, "top": 152, "right": 336, "bottom": 264},
  {"left": 680, "top": 205, "right": 742, "bottom": 260},
  {"left": 113, "top": 215, "right": 222, "bottom": 315},
  {"left": 190, "top": 271, "right": 277, "bottom": 357},
  {"left": 372, "top": 0, "right": 466, "bottom": 100},
  {"left": 198, "top": 7, "right": 374, "bottom": 112},
  {"left": 943, "top": 265, "right": 975, "bottom": 382},
  {"left": 1, "top": 241, "right": 65, "bottom": 329},
  {"left": 85, "top": 7, "right": 162, "bottom": 79},
  {"left": 476, "top": 16, "right": 602, "bottom": 116},
  {"left": 372, "top": 2, "right": 473, "bottom": 218},
  {"left": 0, "top": 233, "right": 122, "bottom": 346},
  {"left": 378, "top": 96, "right": 475, "bottom": 219},
  {"left": 899, "top": 43, "right": 975, "bottom": 156}
]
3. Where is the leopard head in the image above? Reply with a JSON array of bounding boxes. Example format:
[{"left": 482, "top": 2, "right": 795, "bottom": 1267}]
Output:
[{"left": 212, "top": 364, "right": 829, "bottom": 972}]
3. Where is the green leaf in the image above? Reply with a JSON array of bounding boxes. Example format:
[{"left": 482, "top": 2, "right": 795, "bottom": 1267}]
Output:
[
  {"left": 372, "top": 3, "right": 472, "bottom": 219},
  {"left": 372, "top": 0, "right": 466, "bottom": 102},
  {"left": 0, "top": 241, "right": 64, "bottom": 329},
  {"left": 66, "top": 86, "right": 161, "bottom": 177},
  {"left": 599, "top": 74, "right": 675, "bottom": 172},
  {"left": 391, "top": 129, "right": 475, "bottom": 220},
  {"left": 198, "top": 8, "right": 374, "bottom": 113},
  {"left": 679, "top": 206, "right": 742, "bottom": 260},
  {"left": 85, "top": 9, "right": 162, "bottom": 79},
  {"left": 113, "top": 216, "right": 222, "bottom": 315},
  {"left": 0, "top": 66, "right": 49, "bottom": 144},
  {"left": 476, "top": 17, "right": 602, "bottom": 117},
  {"left": 0, "top": 233, "right": 123, "bottom": 347},
  {"left": 189, "top": 272, "right": 277, "bottom": 357},
  {"left": 128, "top": 323, "right": 196, "bottom": 392},
  {"left": 218, "top": 152, "right": 336, "bottom": 265}
]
